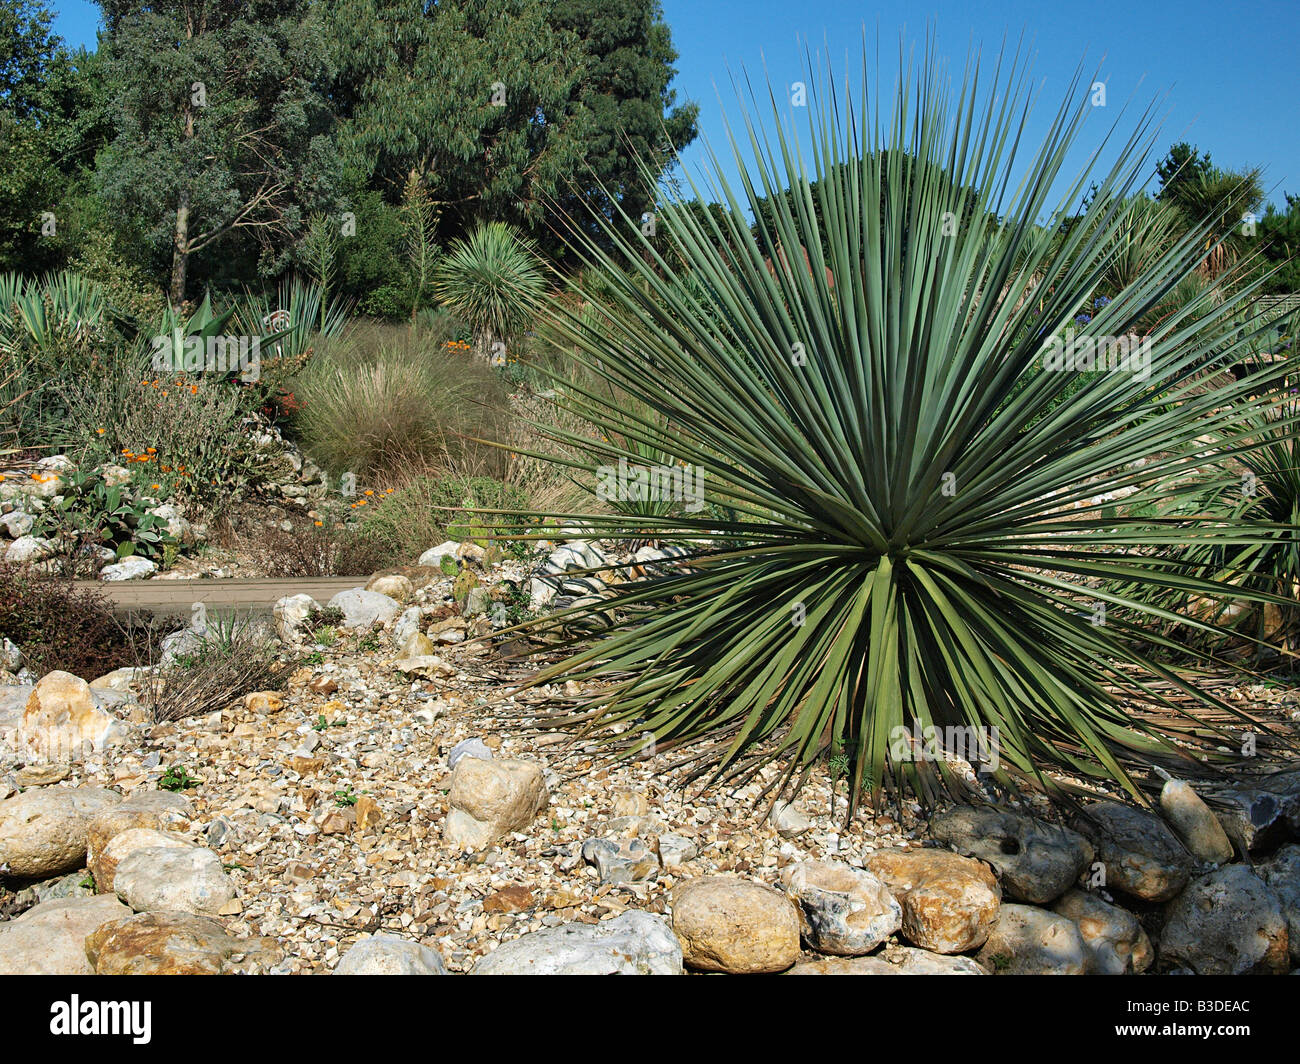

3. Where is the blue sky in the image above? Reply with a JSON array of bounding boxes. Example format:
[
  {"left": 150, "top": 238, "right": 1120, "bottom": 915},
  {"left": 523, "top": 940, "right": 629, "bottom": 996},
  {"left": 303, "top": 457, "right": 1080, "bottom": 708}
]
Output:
[{"left": 51, "top": 0, "right": 1300, "bottom": 211}]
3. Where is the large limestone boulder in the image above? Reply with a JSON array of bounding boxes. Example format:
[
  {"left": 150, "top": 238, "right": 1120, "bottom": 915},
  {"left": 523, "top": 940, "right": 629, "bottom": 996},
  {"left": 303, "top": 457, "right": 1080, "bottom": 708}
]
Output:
[
  {"left": 1202, "top": 769, "right": 1300, "bottom": 856},
  {"left": 272, "top": 593, "right": 319, "bottom": 644},
  {"left": 930, "top": 805, "right": 1093, "bottom": 904},
  {"left": 865, "top": 848, "right": 1001, "bottom": 954},
  {"left": 1071, "top": 801, "right": 1195, "bottom": 902},
  {"left": 335, "top": 934, "right": 447, "bottom": 974},
  {"left": 21, "top": 671, "right": 130, "bottom": 761},
  {"left": 1052, "top": 888, "right": 1154, "bottom": 974},
  {"left": 113, "top": 844, "right": 236, "bottom": 916},
  {"left": 471, "top": 912, "right": 682, "bottom": 975},
  {"left": 0, "top": 786, "right": 123, "bottom": 877},
  {"left": 5, "top": 535, "right": 55, "bottom": 564},
  {"left": 365, "top": 573, "right": 414, "bottom": 602},
  {"left": 0, "top": 894, "right": 131, "bottom": 974},
  {"left": 85, "top": 911, "right": 281, "bottom": 975},
  {"left": 781, "top": 859, "right": 901, "bottom": 955},
  {"left": 1159, "top": 865, "right": 1290, "bottom": 975},
  {"left": 100, "top": 556, "right": 157, "bottom": 581},
  {"left": 86, "top": 792, "right": 194, "bottom": 892},
  {"left": 326, "top": 589, "right": 401, "bottom": 630},
  {"left": 1256, "top": 844, "right": 1300, "bottom": 965},
  {"left": 417, "top": 541, "right": 461, "bottom": 568},
  {"left": 671, "top": 876, "right": 801, "bottom": 974},
  {"left": 93, "top": 826, "right": 196, "bottom": 895},
  {"left": 975, "top": 903, "right": 1087, "bottom": 975},
  {"left": 444, "top": 757, "right": 548, "bottom": 851}
]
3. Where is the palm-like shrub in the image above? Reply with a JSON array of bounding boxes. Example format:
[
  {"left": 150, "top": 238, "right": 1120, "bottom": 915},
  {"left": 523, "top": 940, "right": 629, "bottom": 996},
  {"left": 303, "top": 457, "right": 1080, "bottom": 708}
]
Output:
[
  {"left": 511, "top": 46, "right": 1296, "bottom": 811},
  {"left": 1098, "top": 196, "right": 1184, "bottom": 295},
  {"left": 431, "top": 221, "right": 546, "bottom": 359}
]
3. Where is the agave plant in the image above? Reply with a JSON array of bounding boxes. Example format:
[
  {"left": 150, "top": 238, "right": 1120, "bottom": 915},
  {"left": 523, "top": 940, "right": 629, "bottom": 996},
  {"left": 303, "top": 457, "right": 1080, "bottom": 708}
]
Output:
[
  {"left": 431, "top": 221, "right": 547, "bottom": 359},
  {"left": 503, "top": 43, "right": 1297, "bottom": 813},
  {"left": 0, "top": 271, "right": 107, "bottom": 356}
]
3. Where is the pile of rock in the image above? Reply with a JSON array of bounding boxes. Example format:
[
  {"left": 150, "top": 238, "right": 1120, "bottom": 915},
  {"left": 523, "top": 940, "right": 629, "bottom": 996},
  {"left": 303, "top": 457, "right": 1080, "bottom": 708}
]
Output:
[{"left": 0, "top": 782, "right": 275, "bottom": 974}]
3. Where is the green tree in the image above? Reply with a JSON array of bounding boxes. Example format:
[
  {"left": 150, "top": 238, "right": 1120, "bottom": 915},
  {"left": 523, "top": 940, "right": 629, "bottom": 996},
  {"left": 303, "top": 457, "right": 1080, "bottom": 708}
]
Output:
[
  {"left": 0, "top": 0, "right": 71, "bottom": 271},
  {"left": 1155, "top": 142, "right": 1214, "bottom": 204},
  {"left": 95, "top": 0, "right": 342, "bottom": 305},
  {"left": 0, "top": 0, "right": 64, "bottom": 117},
  {"left": 325, "top": 0, "right": 592, "bottom": 240},
  {"left": 544, "top": 0, "right": 698, "bottom": 259},
  {"left": 1255, "top": 193, "right": 1300, "bottom": 294}
]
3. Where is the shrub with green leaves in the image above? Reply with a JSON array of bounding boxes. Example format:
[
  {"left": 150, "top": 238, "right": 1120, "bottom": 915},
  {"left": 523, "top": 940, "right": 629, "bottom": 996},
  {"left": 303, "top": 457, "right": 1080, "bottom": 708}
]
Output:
[
  {"left": 509, "top": 43, "right": 1297, "bottom": 812},
  {"left": 34, "top": 468, "right": 178, "bottom": 569}
]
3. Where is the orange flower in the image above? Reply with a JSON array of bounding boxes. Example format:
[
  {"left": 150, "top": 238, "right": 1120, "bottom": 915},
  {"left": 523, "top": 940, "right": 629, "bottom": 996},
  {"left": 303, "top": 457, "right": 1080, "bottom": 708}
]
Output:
[
  {"left": 314, "top": 520, "right": 323, "bottom": 527},
  {"left": 96, "top": 427, "right": 105, "bottom": 435},
  {"left": 190, "top": 385, "right": 198, "bottom": 394},
  {"left": 146, "top": 447, "right": 156, "bottom": 454},
  {"left": 150, "top": 483, "right": 161, "bottom": 491},
  {"left": 363, "top": 489, "right": 374, "bottom": 496}
]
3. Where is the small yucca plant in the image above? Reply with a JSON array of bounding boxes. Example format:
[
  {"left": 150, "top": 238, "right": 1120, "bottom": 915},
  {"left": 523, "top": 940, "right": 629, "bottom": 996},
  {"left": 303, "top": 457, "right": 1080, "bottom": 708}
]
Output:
[
  {"left": 432, "top": 221, "right": 546, "bottom": 360},
  {"left": 505, "top": 42, "right": 1297, "bottom": 813}
]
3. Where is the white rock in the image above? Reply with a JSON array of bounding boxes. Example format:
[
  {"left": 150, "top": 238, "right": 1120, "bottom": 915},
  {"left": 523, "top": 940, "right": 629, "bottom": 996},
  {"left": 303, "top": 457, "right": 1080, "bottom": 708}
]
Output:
[
  {"left": 975, "top": 903, "right": 1087, "bottom": 975},
  {"left": 113, "top": 845, "right": 236, "bottom": 916},
  {"left": 417, "top": 541, "right": 461, "bottom": 568},
  {"left": 99, "top": 464, "right": 131, "bottom": 487},
  {"left": 392, "top": 606, "right": 422, "bottom": 647},
  {"left": 272, "top": 593, "right": 319, "bottom": 644},
  {"left": 335, "top": 934, "right": 447, "bottom": 974},
  {"left": 1052, "top": 888, "right": 1154, "bottom": 974},
  {"left": 365, "top": 573, "right": 413, "bottom": 601},
  {"left": 782, "top": 860, "right": 903, "bottom": 956},
  {"left": 0, "top": 786, "right": 123, "bottom": 877},
  {"left": 100, "top": 556, "right": 157, "bottom": 581},
  {"left": 326, "top": 589, "right": 401, "bottom": 629},
  {"left": 20, "top": 671, "right": 130, "bottom": 762},
  {"left": 471, "top": 911, "right": 681, "bottom": 975},
  {"left": 447, "top": 737, "right": 493, "bottom": 770},
  {"left": 445, "top": 758, "right": 548, "bottom": 851},
  {"left": 5, "top": 535, "right": 54, "bottom": 564},
  {"left": 0, "top": 511, "right": 33, "bottom": 538},
  {"left": 0, "top": 894, "right": 131, "bottom": 974}
]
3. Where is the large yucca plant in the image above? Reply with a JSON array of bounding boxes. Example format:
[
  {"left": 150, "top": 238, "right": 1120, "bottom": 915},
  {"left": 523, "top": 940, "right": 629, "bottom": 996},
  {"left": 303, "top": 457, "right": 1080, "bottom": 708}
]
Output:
[{"left": 502, "top": 42, "right": 1298, "bottom": 814}]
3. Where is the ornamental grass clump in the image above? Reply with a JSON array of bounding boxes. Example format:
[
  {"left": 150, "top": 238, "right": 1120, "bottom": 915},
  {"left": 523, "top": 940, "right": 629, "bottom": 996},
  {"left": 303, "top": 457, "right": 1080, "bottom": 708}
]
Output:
[{"left": 505, "top": 41, "right": 1297, "bottom": 813}]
